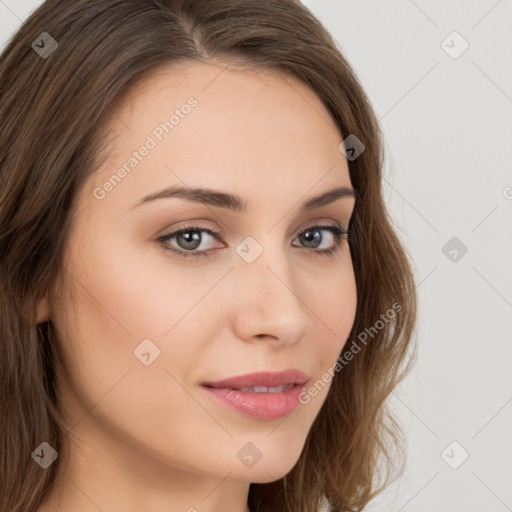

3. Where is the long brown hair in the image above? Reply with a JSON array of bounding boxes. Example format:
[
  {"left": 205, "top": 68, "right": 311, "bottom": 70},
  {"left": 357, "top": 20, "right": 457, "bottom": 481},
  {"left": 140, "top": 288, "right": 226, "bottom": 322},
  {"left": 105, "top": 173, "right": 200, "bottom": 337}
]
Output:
[{"left": 0, "top": 1, "right": 418, "bottom": 510}]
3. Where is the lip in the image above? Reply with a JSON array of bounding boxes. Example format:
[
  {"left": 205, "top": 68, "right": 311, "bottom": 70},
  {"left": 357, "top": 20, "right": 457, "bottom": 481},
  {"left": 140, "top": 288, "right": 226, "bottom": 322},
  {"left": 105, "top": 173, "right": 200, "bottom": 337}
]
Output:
[
  {"left": 200, "top": 383, "right": 307, "bottom": 420},
  {"left": 200, "top": 370, "right": 309, "bottom": 420},
  {"left": 202, "top": 369, "right": 309, "bottom": 389}
]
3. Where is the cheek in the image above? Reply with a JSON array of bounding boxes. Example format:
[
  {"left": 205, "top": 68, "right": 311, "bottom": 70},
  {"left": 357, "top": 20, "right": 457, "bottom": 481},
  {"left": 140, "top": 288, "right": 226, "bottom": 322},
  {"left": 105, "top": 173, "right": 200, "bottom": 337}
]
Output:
[
  {"left": 52, "top": 236, "right": 214, "bottom": 460},
  {"left": 66, "top": 228, "right": 210, "bottom": 342},
  {"left": 300, "top": 261, "right": 357, "bottom": 403},
  {"left": 54, "top": 229, "right": 221, "bottom": 401},
  {"left": 314, "top": 259, "right": 357, "bottom": 346}
]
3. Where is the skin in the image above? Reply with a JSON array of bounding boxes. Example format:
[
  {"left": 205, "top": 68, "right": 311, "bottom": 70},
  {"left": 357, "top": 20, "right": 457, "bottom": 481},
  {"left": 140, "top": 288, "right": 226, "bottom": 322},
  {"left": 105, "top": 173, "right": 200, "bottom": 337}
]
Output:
[{"left": 36, "top": 60, "right": 357, "bottom": 512}]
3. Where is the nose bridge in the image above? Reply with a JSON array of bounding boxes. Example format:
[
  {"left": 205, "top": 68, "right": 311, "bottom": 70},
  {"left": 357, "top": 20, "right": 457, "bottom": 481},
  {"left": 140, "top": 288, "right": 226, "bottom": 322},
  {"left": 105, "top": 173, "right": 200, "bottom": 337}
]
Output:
[{"left": 230, "top": 236, "right": 310, "bottom": 342}]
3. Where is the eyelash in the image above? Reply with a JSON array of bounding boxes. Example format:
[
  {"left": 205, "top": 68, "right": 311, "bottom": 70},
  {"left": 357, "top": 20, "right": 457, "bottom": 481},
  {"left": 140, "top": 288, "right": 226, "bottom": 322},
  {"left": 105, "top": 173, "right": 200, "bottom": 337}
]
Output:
[{"left": 156, "top": 223, "right": 351, "bottom": 261}]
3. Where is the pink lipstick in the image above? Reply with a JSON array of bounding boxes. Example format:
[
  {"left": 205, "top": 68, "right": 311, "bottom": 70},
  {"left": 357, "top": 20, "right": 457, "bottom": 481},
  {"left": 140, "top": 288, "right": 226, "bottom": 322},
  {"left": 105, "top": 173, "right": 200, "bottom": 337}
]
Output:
[{"left": 201, "top": 369, "right": 308, "bottom": 420}]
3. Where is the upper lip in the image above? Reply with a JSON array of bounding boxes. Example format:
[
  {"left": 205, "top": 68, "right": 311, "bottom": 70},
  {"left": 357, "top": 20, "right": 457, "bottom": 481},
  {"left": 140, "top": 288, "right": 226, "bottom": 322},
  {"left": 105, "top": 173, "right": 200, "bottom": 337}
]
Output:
[{"left": 202, "top": 369, "right": 309, "bottom": 389}]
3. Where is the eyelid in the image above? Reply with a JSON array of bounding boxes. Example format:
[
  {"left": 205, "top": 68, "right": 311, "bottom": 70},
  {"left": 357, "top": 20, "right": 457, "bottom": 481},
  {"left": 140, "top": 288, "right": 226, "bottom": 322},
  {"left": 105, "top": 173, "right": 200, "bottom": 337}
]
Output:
[{"left": 157, "top": 218, "right": 347, "bottom": 243}]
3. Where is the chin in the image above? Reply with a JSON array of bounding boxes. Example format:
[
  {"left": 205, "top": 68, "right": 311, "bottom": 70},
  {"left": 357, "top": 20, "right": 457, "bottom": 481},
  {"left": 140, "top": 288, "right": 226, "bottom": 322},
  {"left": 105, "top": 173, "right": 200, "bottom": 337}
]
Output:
[{"left": 237, "top": 452, "right": 302, "bottom": 483}]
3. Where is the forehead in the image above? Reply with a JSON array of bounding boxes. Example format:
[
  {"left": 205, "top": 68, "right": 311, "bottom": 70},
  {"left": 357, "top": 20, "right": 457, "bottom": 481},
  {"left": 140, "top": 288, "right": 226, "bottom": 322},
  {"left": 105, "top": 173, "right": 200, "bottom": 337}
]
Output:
[
  {"left": 113, "top": 60, "right": 335, "bottom": 125},
  {"left": 107, "top": 61, "right": 344, "bottom": 146},
  {"left": 86, "top": 61, "right": 352, "bottom": 211}
]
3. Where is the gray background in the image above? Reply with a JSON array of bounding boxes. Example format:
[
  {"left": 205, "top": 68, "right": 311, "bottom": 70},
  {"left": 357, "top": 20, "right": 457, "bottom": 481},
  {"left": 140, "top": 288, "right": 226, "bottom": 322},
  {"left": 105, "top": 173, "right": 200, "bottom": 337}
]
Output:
[{"left": 1, "top": 1, "right": 511, "bottom": 510}]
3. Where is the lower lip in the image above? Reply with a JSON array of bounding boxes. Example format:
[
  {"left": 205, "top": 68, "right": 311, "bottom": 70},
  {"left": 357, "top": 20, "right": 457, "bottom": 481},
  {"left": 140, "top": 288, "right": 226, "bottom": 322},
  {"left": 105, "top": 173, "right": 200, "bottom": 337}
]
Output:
[{"left": 200, "top": 383, "right": 306, "bottom": 420}]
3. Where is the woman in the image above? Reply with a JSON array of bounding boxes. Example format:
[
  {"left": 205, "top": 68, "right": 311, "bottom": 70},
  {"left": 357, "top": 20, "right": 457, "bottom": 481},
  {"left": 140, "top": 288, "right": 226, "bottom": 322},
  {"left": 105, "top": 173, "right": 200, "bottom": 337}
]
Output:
[{"left": 0, "top": 1, "right": 418, "bottom": 511}]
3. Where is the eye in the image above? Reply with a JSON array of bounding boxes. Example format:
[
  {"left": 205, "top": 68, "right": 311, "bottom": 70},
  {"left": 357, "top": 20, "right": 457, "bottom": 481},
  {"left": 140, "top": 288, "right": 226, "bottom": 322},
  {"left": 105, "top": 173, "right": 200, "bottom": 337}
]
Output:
[
  {"left": 157, "top": 224, "right": 222, "bottom": 259},
  {"left": 156, "top": 223, "right": 350, "bottom": 260},
  {"left": 292, "top": 224, "right": 349, "bottom": 257}
]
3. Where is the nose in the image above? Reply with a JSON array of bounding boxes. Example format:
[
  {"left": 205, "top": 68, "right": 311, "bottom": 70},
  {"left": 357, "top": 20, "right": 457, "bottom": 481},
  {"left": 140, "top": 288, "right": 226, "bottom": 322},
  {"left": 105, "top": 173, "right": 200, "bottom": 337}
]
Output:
[{"left": 228, "top": 241, "right": 310, "bottom": 346}]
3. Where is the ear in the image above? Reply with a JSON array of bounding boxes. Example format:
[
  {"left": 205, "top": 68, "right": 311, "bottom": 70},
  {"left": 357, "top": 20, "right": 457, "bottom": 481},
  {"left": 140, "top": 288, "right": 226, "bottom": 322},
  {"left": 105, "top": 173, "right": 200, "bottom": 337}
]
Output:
[{"left": 35, "top": 295, "right": 50, "bottom": 324}]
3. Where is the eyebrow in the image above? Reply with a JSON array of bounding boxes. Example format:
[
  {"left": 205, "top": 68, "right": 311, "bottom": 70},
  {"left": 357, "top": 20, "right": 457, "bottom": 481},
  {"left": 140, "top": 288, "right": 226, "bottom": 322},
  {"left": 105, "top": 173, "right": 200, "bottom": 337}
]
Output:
[{"left": 129, "top": 184, "right": 355, "bottom": 212}]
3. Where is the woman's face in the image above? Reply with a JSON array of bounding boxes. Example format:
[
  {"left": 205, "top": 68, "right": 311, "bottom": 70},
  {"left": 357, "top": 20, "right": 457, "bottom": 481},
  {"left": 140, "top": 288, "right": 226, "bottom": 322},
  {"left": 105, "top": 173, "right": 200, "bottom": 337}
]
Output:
[{"left": 41, "top": 61, "right": 357, "bottom": 496}]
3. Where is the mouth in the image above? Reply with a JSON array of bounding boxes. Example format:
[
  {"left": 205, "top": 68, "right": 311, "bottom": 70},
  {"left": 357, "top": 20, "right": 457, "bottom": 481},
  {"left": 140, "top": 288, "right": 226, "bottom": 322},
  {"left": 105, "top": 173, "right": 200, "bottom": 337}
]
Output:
[{"left": 200, "top": 382, "right": 307, "bottom": 420}]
